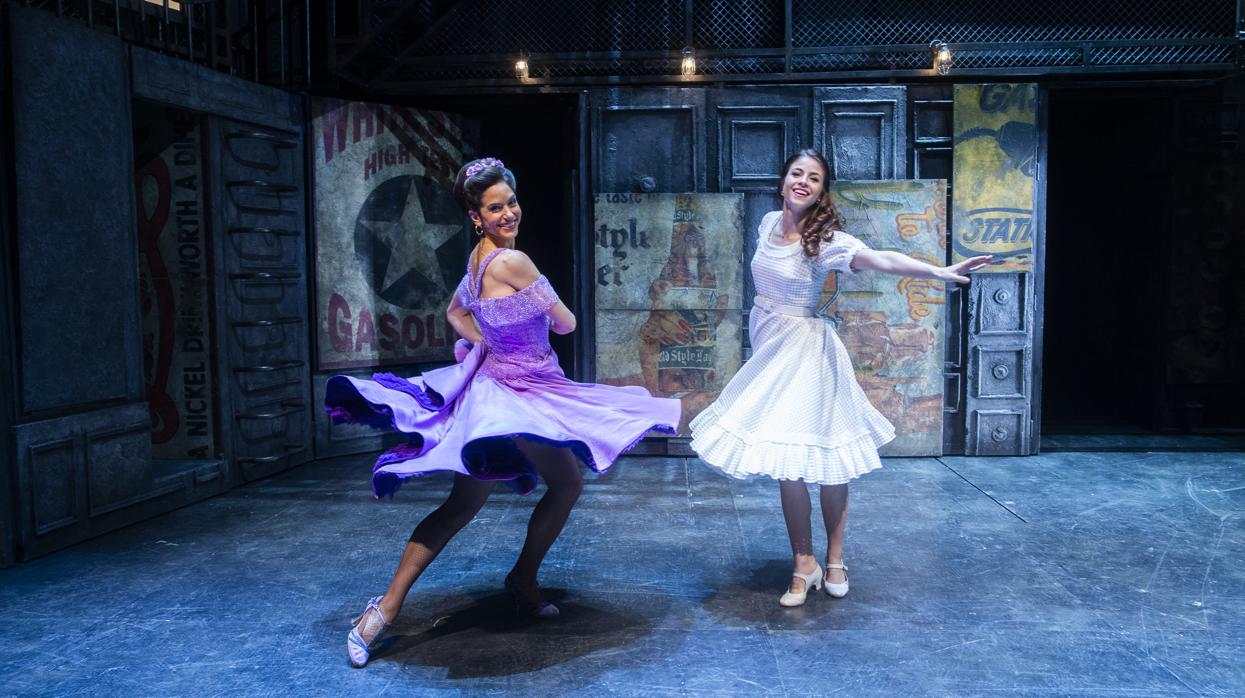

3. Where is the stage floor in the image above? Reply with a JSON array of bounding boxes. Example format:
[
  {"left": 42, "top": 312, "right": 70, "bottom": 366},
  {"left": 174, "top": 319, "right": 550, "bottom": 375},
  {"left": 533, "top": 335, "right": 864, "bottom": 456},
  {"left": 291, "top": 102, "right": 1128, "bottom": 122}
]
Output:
[{"left": 3, "top": 451, "right": 1243, "bottom": 696}]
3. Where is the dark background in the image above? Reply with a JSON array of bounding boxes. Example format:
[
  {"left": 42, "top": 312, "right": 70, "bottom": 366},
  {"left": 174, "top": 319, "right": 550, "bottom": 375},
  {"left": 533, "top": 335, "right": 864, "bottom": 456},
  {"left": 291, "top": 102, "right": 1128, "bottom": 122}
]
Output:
[
  {"left": 416, "top": 94, "right": 583, "bottom": 371},
  {"left": 1044, "top": 86, "right": 1243, "bottom": 435}
]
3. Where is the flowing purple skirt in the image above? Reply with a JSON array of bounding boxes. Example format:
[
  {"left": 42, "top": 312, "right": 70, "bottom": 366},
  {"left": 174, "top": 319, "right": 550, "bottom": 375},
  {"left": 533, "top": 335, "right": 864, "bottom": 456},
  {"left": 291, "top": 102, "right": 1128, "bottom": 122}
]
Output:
[{"left": 325, "top": 345, "right": 681, "bottom": 497}]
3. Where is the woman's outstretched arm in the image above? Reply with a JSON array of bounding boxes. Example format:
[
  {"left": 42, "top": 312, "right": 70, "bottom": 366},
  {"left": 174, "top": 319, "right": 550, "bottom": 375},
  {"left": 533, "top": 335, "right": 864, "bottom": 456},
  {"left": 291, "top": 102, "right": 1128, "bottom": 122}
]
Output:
[{"left": 852, "top": 250, "right": 993, "bottom": 284}]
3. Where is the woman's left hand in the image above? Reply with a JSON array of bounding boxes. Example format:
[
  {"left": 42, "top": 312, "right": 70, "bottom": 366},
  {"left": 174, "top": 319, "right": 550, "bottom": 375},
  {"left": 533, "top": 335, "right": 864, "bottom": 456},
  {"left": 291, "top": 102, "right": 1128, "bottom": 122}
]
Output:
[
  {"left": 936, "top": 255, "right": 993, "bottom": 284},
  {"left": 453, "top": 338, "right": 474, "bottom": 363}
]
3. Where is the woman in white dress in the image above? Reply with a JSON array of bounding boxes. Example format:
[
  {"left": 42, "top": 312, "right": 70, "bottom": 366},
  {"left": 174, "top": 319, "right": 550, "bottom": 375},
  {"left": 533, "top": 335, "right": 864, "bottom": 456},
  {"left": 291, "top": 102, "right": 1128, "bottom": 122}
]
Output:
[{"left": 690, "top": 149, "right": 991, "bottom": 607}]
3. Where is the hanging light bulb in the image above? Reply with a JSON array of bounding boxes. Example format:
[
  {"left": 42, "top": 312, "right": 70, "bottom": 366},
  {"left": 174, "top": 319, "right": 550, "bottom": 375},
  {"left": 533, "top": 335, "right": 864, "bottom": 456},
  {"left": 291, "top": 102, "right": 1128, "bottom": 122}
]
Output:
[
  {"left": 515, "top": 50, "right": 530, "bottom": 80},
  {"left": 931, "top": 40, "right": 952, "bottom": 75},
  {"left": 681, "top": 46, "right": 697, "bottom": 77}
]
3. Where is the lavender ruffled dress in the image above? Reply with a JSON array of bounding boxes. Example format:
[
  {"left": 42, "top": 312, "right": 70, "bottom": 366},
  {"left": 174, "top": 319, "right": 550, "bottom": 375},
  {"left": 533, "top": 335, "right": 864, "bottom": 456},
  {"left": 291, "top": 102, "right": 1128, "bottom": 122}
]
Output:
[{"left": 326, "top": 248, "right": 681, "bottom": 498}]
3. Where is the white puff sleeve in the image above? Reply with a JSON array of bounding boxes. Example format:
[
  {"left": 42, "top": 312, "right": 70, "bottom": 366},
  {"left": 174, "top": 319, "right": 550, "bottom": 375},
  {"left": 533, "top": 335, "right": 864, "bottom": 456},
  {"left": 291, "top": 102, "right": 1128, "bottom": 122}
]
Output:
[{"left": 820, "top": 230, "right": 869, "bottom": 274}]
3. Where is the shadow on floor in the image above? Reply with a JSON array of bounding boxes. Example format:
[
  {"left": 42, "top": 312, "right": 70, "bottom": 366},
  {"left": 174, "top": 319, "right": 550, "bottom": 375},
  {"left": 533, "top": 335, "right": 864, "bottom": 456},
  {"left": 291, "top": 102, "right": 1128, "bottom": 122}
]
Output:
[
  {"left": 702, "top": 559, "right": 876, "bottom": 633},
  {"left": 703, "top": 560, "right": 811, "bottom": 623},
  {"left": 318, "top": 587, "right": 668, "bottom": 680}
]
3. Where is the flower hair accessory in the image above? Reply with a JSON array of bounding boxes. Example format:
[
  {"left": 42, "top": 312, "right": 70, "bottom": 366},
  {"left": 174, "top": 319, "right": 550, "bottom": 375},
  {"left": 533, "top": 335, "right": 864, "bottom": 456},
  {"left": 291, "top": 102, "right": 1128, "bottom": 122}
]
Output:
[{"left": 464, "top": 157, "right": 504, "bottom": 178}]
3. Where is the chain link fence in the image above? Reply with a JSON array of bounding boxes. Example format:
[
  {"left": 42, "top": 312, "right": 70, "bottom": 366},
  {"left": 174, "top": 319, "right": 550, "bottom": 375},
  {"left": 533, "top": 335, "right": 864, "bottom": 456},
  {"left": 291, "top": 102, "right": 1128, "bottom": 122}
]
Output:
[
  {"left": 369, "top": 0, "right": 1240, "bottom": 87},
  {"left": 791, "top": 0, "right": 1233, "bottom": 45},
  {"left": 6, "top": 0, "right": 1240, "bottom": 90}
]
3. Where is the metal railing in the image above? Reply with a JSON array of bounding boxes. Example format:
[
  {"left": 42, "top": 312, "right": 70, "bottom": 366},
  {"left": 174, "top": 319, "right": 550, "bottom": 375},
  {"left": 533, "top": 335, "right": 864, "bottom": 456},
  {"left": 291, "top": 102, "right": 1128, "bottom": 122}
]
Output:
[
  {"left": 9, "top": 0, "right": 1243, "bottom": 94},
  {"left": 340, "top": 0, "right": 1243, "bottom": 91},
  {"left": 5, "top": 0, "right": 314, "bottom": 89}
]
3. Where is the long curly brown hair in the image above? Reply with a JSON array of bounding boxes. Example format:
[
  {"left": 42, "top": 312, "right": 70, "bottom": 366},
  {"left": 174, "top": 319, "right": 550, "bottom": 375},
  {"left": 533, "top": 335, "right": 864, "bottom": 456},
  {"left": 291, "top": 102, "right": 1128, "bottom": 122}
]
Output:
[{"left": 778, "top": 149, "right": 846, "bottom": 258}]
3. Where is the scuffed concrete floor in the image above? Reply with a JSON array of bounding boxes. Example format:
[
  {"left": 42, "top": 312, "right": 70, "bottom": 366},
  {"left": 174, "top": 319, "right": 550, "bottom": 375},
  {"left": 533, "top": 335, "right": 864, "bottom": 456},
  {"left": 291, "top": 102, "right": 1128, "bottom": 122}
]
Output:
[{"left": 2, "top": 451, "right": 1243, "bottom": 696}]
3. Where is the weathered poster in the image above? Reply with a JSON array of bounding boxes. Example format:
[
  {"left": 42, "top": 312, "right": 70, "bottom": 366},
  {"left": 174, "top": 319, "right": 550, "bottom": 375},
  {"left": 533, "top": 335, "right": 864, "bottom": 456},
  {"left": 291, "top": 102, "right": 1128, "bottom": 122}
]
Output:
[
  {"left": 952, "top": 83, "right": 1038, "bottom": 272},
  {"left": 594, "top": 193, "right": 745, "bottom": 433},
  {"left": 826, "top": 180, "right": 947, "bottom": 456},
  {"left": 134, "top": 103, "right": 217, "bottom": 460},
  {"left": 312, "top": 99, "right": 469, "bottom": 370}
]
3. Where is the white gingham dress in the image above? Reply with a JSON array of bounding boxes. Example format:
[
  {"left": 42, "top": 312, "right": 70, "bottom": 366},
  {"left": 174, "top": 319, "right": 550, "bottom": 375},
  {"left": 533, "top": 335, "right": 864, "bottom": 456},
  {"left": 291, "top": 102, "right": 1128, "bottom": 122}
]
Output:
[{"left": 690, "top": 211, "right": 895, "bottom": 485}]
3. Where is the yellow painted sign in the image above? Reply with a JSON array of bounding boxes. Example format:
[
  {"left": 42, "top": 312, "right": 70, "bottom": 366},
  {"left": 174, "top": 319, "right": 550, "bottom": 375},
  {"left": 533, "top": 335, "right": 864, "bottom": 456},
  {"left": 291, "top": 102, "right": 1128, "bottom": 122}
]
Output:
[{"left": 952, "top": 83, "right": 1038, "bottom": 272}]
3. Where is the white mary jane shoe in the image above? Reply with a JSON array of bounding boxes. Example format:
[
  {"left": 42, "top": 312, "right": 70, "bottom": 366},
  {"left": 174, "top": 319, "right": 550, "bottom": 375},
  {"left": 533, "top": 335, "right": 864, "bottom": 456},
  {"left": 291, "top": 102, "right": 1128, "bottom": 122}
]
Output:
[
  {"left": 779, "top": 565, "right": 824, "bottom": 607},
  {"left": 823, "top": 561, "right": 849, "bottom": 598}
]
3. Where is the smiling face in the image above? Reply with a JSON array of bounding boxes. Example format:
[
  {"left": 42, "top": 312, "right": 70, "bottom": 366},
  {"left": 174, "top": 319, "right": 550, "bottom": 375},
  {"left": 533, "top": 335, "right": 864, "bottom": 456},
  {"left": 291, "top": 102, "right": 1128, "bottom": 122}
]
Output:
[
  {"left": 469, "top": 180, "right": 521, "bottom": 243},
  {"left": 780, "top": 155, "right": 826, "bottom": 213}
]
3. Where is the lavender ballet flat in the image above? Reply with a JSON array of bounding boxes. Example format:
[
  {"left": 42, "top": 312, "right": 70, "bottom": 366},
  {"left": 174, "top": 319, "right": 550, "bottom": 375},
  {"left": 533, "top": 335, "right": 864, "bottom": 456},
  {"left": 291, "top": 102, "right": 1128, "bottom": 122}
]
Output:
[{"left": 347, "top": 595, "right": 391, "bottom": 668}]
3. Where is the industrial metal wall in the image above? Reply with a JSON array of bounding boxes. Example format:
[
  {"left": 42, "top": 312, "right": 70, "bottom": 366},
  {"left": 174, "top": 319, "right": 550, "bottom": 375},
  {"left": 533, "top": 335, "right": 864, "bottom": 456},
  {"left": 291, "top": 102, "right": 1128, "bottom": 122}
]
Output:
[
  {"left": 0, "top": 4, "right": 15, "bottom": 568},
  {"left": 587, "top": 83, "right": 1037, "bottom": 455},
  {"left": 1, "top": 7, "right": 310, "bottom": 562}
]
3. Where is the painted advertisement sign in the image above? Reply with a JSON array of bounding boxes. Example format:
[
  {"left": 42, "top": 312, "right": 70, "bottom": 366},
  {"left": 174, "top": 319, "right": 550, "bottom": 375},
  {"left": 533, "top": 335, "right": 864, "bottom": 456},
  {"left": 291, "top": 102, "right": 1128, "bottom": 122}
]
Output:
[
  {"left": 952, "top": 83, "right": 1038, "bottom": 272},
  {"left": 826, "top": 180, "right": 948, "bottom": 456},
  {"left": 134, "top": 103, "right": 217, "bottom": 460},
  {"left": 312, "top": 99, "right": 469, "bottom": 370},
  {"left": 594, "top": 193, "right": 745, "bottom": 433}
]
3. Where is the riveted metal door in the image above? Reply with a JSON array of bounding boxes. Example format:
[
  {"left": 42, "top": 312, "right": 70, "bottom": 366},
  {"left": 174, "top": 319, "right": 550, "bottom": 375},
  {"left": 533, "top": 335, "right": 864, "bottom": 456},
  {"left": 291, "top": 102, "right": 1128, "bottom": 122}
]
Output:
[
  {"left": 964, "top": 273, "right": 1038, "bottom": 454},
  {"left": 955, "top": 84, "right": 1046, "bottom": 456},
  {"left": 813, "top": 86, "right": 909, "bottom": 181},
  {"left": 592, "top": 87, "right": 708, "bottom": 196}
]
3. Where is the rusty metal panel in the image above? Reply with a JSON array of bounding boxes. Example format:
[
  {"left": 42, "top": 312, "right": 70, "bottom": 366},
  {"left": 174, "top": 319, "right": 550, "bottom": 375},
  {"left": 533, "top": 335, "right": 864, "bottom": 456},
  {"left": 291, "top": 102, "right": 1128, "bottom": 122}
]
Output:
[
  {"left": 311, "top": 99, "right": 469, "bottom": 371},
  {"left": 592, "top": 88, "right": 706, "bottom": 193},
  {"left": 593, "top": 193, "right": 745, "bottom": 433},
  {"left": 825, "top": 180, "right": 947, "bottom": 456},
  {"left": 0, "top": 7, "right": 15, "bottom": 568},
  {"left": 14, "top": 404, "right": 156, "bottom": 560},
  {"left": 964, "top": 272, "right": 1035, "bottom": 455},
  {"left": 712, "top": 101, "right": 805, "bottom": 192},
  {"left": 970, "top": 409, "right": 1029, "bottom": 457},
  {"left": 952, "top": 83, "right": 1038, "bottom": 272},
  {"left": 131, "top": 47, "right": 300, "bottom": 132},
  {"left": 813, "top": 86, "right": 908, "bottom": 180},
  {"left": 11, "top": 7, "right": 143, "bottom": 414},
  {"left": 21, "top": 436, "right": 79, "bottom": 538},
  {"left": 84, "top": 413, "right": 158, "bottom": 518}
]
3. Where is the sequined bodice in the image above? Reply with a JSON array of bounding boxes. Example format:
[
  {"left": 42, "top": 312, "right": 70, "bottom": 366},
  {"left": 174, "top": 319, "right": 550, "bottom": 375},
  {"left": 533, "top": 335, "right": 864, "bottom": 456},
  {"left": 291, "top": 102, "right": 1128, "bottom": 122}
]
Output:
[{"left": 457, "top": 248, "right": 561, "bottom": 379}]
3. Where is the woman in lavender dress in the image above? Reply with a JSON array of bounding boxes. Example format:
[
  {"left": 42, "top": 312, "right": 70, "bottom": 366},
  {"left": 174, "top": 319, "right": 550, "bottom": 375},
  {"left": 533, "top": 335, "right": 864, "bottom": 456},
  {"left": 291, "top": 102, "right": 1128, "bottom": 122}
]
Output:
[{"left": 327, "top": 158, "right": 680, "bottom": 668}]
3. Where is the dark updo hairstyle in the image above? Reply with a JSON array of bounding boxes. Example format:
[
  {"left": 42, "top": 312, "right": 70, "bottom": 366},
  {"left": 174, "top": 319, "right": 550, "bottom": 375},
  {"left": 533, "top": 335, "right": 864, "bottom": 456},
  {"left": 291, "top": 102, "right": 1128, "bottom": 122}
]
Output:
[
  {"left": 778, "top": 148, "right": 847, "bottom": 258},
  {"left": 452, "top": 157, "right": 518, "bottom": 213}
]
